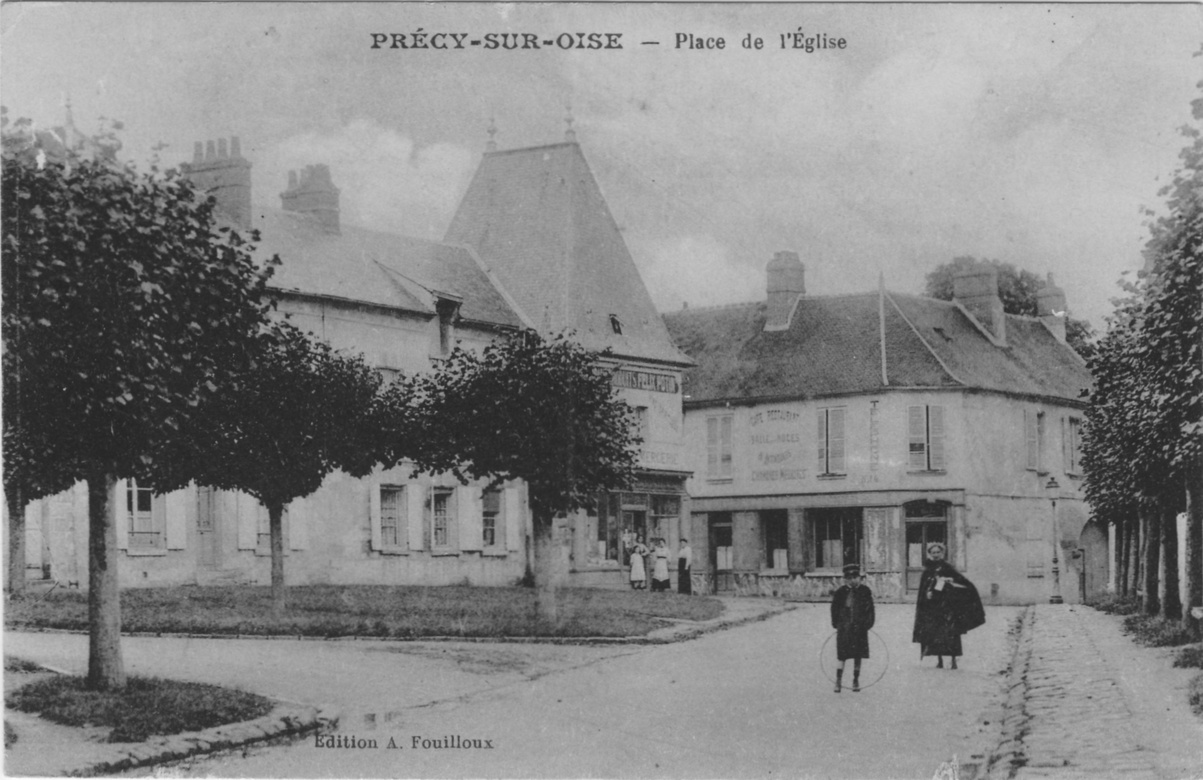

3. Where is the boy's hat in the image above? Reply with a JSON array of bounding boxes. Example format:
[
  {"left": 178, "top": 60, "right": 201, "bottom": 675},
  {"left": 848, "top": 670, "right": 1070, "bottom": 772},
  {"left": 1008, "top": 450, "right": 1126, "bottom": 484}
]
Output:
[{"left": 842, "top": 563, "right": 861, "bottom": 578}]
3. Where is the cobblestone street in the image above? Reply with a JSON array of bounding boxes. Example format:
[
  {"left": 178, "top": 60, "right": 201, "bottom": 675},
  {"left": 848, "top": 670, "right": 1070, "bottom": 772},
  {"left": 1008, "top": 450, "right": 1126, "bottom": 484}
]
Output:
[{"left": 985, "top": 605, "right": 1202, "bottom": 780}]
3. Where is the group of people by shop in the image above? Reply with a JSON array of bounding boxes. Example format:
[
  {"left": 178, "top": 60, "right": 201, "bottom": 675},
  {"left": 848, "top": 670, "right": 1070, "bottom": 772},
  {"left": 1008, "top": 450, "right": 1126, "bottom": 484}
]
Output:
[
  {"left": 830, "top": 541, "right": 986, "bottom": 693},
  {"left": 625, "top": 535, "right": 692, "bottom": 594}
]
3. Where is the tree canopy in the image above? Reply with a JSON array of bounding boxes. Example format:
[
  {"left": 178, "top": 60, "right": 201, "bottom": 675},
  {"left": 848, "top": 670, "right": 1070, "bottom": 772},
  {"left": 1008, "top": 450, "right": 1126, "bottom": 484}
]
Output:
[
  {"left": 924, "top": 256, "right": 1096, "bottom": 357},
  {"left": 1, "top": 112, "right": 276, "bottom": 687},
  {"left": 188, "top": 320, "right": 395, "bottom": 612},
  {"left": 417, "top": 330, "right": 641, "bottom": 621}
]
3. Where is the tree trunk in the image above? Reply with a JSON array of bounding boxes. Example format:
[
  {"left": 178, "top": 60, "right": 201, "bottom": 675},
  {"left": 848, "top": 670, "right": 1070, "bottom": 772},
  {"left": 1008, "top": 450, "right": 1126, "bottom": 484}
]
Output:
[
  {"left": 7, "top": 488, "right": 27, "bottom": 595},
  {"left": 268, "top": 500, "right": 286, "bottom": 616},
  {"left": 1161, "top": 492, "right": 1182, "bottom": 621},
  {"left": 1185, "top": 458, "right": 1203, "bottom": 638},
  {"left": 1135, "top": 512, "right": 1145, "bottom": 597},
  {"left": 1142, "top": 505, "right": 1161, "bottom": 616},
  {"left": 1119, "top": 518, "right": 1131, "bottom": 597},
  {"left": 86, "top": 472, "right": 125, "bottom": 690},
  {"left": 531, "top": 513, "right": 559, "bottom": 626}
]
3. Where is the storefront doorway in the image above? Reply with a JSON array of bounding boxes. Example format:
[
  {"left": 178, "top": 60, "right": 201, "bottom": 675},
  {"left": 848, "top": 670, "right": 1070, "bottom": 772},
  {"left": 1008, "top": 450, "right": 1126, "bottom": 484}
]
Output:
[
  {"left": 709, "top": 512, "right": 734, "bottom": 593},
  {"left": 904, "top": 501, "right": 948, "bottom": 592}
]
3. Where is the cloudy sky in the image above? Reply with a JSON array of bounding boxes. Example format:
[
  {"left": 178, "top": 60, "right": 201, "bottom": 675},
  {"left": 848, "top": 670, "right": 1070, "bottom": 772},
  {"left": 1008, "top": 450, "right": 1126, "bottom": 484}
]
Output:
[{"left": 3, "top": 3, "right": 1200, "bottom": 329}]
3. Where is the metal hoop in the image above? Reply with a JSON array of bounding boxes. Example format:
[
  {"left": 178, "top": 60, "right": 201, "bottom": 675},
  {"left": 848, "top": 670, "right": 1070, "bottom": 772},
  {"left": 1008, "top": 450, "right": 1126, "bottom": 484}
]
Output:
[{"left": 818, "top": 629, "right": 891, "bottom": 689}]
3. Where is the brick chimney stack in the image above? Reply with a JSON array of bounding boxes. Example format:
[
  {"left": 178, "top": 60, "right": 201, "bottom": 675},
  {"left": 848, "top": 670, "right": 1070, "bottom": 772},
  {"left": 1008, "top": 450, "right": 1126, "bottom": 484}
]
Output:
[
  {"left": 280, "top": 164, "right": 340, "bottom": 235},
  {"left": 1036, "top": 273, "right": 1067, "bottom": 344},
  {"left": 953, "top": 262, "right": 1006, "bottom": 345},
  {"left": 181, "top": 136, "right": 252, "bottom": 229},
  {"left": 765, "top": 250, "right": 805, "bottom": 331}
]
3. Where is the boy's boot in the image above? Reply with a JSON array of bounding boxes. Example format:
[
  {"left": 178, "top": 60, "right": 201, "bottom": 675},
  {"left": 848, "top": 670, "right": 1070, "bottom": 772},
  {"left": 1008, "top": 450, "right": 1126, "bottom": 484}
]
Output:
[
  {"left": 834, "top": 668, "right": 843, "bottom": 693},
  {"left": 852, "top": 661, "right": 861, "bottom": 691}
]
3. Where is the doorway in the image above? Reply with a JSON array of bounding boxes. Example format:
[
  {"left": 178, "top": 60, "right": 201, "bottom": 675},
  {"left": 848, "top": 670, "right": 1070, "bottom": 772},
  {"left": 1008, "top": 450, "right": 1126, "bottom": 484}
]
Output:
[
  {"left": 904, "top": 501, "right": 948, "bottom": 593},
  {"left": 709, "top": 513, "right": 734, "bottom": 593},
  {"left": 197, "top": 486, "right": 219, "bottom": 568}
]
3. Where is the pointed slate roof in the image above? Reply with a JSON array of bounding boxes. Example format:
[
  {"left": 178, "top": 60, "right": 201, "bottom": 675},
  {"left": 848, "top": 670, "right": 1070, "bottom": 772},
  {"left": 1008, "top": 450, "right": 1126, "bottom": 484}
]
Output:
[
  {"left": 662, "top": 291, "right": 1091, "bottom": 405},
  {"left": 254, "top": 209, "right": 522, "bottom": 329},
  {"left": 445, "top": 142, "right": 691, "bottom": 366}
]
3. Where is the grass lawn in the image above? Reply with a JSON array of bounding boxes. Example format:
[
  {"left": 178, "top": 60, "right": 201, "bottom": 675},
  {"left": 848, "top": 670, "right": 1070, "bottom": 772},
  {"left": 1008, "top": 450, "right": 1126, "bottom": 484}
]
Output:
[
  {"left": 4, "top": 657, "right": 274, "bottom": 743},
  {"left": 6, "top": 584, "right": 725, "bottom": 639}
]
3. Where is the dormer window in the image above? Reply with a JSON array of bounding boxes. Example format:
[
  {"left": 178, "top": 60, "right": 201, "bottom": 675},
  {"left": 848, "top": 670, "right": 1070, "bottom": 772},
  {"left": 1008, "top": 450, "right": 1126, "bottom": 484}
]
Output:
[
  {"left": 609, "top": 314, "right": 623, "bottom": 335},
  {"left": 435, "top": 296, "right": 462, "bottom": 357}
]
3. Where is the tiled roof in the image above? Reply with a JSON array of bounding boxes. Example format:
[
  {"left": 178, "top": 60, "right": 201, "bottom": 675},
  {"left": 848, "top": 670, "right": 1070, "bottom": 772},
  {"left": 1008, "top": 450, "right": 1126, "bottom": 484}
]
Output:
[
  {"left": 662, "top": 292, "right": 1091, "bottom": 405},
  {"left": 253, "top": 209, "right": 522, "bottom": 329},
  {"left": 445, "top": 142, "right": 691, "bottom": 366}
]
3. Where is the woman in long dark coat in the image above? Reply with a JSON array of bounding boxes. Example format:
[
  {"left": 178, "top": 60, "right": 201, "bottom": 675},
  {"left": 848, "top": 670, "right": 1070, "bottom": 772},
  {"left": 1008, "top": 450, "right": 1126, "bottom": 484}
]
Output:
[
  {"left": 831, "top": 563, "right": 875, "bottom": 692},
  {"left": 912, "top": 542, "right": 986, "bottom": 669}
]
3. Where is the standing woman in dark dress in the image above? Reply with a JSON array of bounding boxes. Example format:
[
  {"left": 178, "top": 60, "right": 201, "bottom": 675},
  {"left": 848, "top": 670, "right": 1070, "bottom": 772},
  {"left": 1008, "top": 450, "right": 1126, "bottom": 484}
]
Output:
[
  {"left": 831, "top": 563, "right": 875, "bottom": 692},
  {"left": 912, "top": 542, "right": 986, "bottom": 669}
]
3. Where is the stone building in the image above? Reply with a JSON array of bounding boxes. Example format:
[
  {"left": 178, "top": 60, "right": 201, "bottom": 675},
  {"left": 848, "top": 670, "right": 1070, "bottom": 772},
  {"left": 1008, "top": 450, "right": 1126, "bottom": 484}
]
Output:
[
  {"left": 20, "top": 130, "right": 691, "bottom": 591},
  {"left": 663, "top": 253, "right": 1095, "bottom": 604}
]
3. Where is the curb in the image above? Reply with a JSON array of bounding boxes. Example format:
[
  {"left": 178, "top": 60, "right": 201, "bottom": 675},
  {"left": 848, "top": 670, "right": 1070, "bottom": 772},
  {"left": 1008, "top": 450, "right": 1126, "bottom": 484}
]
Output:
[
  {"left": 7, "top": 601, "right": 795, "bottom": 647},
  {"left": 977, "top": 605, "right": 1036, "bottom": 780},
  {"left": 61, "top": 703, "right": 336, "bottom": 777}
]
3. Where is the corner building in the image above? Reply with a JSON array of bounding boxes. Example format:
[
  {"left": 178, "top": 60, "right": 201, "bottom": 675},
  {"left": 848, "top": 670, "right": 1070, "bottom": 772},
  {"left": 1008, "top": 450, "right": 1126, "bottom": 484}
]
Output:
[{"left": 663, "top": 254, "right": 1096, "bottom": 604}]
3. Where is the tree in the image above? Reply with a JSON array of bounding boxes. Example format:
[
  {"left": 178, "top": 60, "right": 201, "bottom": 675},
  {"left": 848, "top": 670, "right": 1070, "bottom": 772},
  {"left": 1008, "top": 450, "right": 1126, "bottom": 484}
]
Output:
[
  {"left": 924, "top": 256, "right": 1096, "bottom": 358},
  {"left": 188, "top": 320, "right": 393, "bottom": 614},
  {"left": 1082, "top": 68, "right": 1203, "bottom": 630},
  {"left": 418, "top": 331, "right": 641, "bottom": 623},
  {"left": 2, "top": 113, "right": 275, "bottom": 688}
]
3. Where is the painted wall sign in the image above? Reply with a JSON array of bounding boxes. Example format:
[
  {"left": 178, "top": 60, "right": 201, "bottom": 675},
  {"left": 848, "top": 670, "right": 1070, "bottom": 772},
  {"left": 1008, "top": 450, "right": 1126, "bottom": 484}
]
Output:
[{"left": 612, "top": 369, "right": 679, "bottom": 394}]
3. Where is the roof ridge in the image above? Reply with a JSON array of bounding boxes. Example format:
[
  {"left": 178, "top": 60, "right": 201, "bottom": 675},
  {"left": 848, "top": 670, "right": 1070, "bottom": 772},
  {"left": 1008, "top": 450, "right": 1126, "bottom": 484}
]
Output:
[{"left": 665, "top": 301, "right": 760, "bottom": 315}]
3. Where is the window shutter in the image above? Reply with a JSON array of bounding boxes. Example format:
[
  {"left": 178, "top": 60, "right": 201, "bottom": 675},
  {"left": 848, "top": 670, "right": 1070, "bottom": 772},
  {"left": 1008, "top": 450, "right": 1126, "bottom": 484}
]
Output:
[
  {"left": 369, "top": 484, "right": 382, "bottom": 551},
  {"left": 817, "top": 410, "right": 827, "bottom": 472},
  {"left": 707, "top": 417, "right": 718, "bottom": 475},
  {"left": 720, "top": 416, "right": 733, "bottom": 477},
  {"left": 504, "top": 487, "right": 522, "bottom": 551},
  {"left": 458, "top": 486, "right": 482, "bottom": 551},
  {"left": 1025, "top": 409, "right": 1039, "bottom": 470},
  {"left": 830, "top": 408, "right": 846, "bottom": 473},
  {"left": 165, "top": 488, "right": 188, "bottom": 550},
  {"left": 407, "top": 485, "right": 425, "bottom": 551},
  {"left": 928, "top": 406, "right": 945, "bottom": 470},
  {"left": 908, "top": 406, "right": 926, "bottom": 470},
  {"left": 290, "top": 498, "right": 309, "bottom": 550},
  {"left": 114, "top": 479, "right": 129, "bottom": 550},
  {"left": 236, "top": 492, "right": 258, "bottom": 550}
]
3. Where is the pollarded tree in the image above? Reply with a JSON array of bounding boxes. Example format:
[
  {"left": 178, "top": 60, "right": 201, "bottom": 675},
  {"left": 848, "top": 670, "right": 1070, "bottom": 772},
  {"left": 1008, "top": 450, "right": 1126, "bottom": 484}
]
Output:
[
  {"left": 924, "top": 256, "right": 1096, "bottom": 358},
  {"left": 1, "top": 114, "right": 275, "bottom": 689},
  {"left": 190, "top": 320, "right": 392, "bottom": 615},
  {"left": 418, "top": 331, "right": 641, "bottom": 624}
]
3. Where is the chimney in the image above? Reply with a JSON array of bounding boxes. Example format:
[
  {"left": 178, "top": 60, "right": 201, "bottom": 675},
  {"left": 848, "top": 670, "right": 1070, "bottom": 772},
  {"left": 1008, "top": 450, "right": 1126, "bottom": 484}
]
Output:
[
  {"left": 280, "top": 164, "right": 340, "bottom": 235},
  {"left": 180, "top": 136, "right": 252, "bottom": 229},
  {"left": 765, "top": 251, "right": 805, "bottom": 330},
  {"left": 953, "top": 262, "right": 1006, "bottom": 344},
  {"left": 1036, "top": 273, "right": 1067, "bottom": 344}
]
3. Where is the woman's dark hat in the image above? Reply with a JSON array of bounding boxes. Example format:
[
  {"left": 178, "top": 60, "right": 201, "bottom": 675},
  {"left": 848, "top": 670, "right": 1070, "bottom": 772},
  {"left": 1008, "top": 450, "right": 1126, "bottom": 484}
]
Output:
[{"left": 842, "top": 564, "right": 861, "bottom": 578}]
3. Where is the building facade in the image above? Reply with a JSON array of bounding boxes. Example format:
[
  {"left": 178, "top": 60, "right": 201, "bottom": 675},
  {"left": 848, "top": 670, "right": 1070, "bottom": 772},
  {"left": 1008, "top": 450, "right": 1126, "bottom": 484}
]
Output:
[
  {"left": 663, "top": 254, "right": 1095, "bottom": 604},
  {"left": 20, "top": 131, "right": 691, "bottom": 592}
]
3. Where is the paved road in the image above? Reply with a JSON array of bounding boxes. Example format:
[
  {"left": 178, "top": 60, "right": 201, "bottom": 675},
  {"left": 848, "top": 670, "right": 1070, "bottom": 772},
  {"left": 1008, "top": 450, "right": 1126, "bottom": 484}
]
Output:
[{"left": 6, "top": 603, "right": 1018, "bottom": 779}]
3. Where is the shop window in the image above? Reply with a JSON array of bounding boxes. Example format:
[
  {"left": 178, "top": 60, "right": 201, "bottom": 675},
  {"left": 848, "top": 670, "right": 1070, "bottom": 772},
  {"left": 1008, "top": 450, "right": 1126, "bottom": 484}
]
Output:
[
  {"left": 762, "top": 510, "right": 788, "bottom": 570},
  {"left": 707, "top": 414, "right": 733, "bottom": 479},
  {"left": 809, "top": 507, "right": 862, "bottom": 570}
]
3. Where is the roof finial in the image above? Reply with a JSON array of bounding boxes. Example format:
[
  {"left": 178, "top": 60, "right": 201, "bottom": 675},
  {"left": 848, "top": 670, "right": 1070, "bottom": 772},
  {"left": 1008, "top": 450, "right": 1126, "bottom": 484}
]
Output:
[
  {"left": 564, "top": 103, "right": 576, "bottom": 142},
  {"left": 486, "top": 115, "right": 497, "bottom": 152}
]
